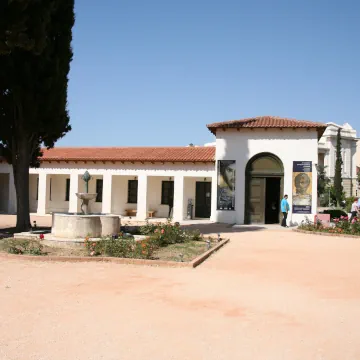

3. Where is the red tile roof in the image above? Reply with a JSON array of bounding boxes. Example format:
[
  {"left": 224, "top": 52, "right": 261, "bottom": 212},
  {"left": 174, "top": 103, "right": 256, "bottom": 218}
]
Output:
[
  {"left": 40, "top": 146, "right": 216, "bottom": 163},
  {"left": 207, "top": 116, "right": 327, "bottom": 138}
]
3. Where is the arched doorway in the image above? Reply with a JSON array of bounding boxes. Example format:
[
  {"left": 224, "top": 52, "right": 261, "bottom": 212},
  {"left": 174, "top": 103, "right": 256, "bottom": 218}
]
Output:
[{"left": 245, "top": 153, "right": 284, "bottom": 224}]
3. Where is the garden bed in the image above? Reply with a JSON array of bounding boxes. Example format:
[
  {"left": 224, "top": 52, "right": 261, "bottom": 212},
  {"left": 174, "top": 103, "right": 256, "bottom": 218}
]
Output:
[
  {"left": 0, "top": 220, "right": 229, "bottom": 267},
  {"left": 297, "top": 215, "right": 360, "bottom": 237},
  {"left": 0, "top": 238, "right": 216, "bottom": 261},
  {"left": 0, "top": 237, "right": 229, "bottom": 268}
]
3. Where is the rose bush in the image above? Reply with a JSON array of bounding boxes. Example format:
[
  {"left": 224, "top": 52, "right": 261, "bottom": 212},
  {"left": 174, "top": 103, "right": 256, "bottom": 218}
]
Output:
[
  {"left": 84, "top": 234, "right": 158, "bottom": 259},
  {"left": 299, "top": 215, "right": 360, "bottom": 236},
  {"left": 140, "top": 220, "right": 203, "bottom": 246}
]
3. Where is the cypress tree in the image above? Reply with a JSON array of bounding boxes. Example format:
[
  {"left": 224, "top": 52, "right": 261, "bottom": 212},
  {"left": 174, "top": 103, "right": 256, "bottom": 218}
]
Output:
[
  {"left": 334, "top": 128, "right": 343, "bottom": 207},
  {"left": 0, "top": 0, "right": 54, "bottom": 55},
  {"left": 0, "top": 0, "right": 75, "bottom": 231}
]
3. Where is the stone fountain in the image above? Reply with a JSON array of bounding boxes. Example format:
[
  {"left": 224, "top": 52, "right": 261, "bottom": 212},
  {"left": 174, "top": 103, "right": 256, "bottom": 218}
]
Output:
[
  {"left": 76, "top": 171, "right": 97, "bottom": 215},
  {"left": 50, "top": 171, "right": 120, "bottom": 241}
]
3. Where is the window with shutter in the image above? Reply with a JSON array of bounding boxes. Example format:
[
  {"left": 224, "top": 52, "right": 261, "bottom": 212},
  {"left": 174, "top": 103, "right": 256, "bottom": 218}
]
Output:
[
  {"left": 96, "top": 179, "right": 103, "bottom": 202},
  {"left": 161, "top": 181, "right": 174, "bottom": 205},
  {"left": 128, "top": 180, "right": 138, "bottom": 203}
]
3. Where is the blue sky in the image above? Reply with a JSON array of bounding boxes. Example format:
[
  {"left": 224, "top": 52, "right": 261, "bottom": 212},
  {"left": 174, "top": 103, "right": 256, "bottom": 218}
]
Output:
[{"left": 59, "top": 0, "right": 360, "bottom": 147}]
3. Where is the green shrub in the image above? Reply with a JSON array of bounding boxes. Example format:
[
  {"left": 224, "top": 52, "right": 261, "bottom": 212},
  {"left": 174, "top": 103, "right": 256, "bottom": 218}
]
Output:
[
  {"left": 140, "top": 220, "right": 203, "bottom": 246},
  {"left": 299, "top": 214, "right": 360, "bottom": 236},
  {"left": 345, "top": 197, "right": 357, "bottom": 213},
  {"left": 139, "top": 221, "right": 158, "bottom": 235},
  {"left": 298, "top": 217, "right": 323, "bottom": 232},
  {"left": 28, "top": 242, "right": 45, "bottom": 255},
  {"left": 7, "top": 239, "right": 45, "bottom": 256},
  {"left": 84, "top": 235, "right": 158, "bottom": 259},
  {"left": 322, "top": 209, "right": 347, "bottom": 220},
  {"left": 186, "top": 229, "right": 202, "bottom": 241},
  {"left": 8, "top": 246, "right": 24, "bottom": 255}
]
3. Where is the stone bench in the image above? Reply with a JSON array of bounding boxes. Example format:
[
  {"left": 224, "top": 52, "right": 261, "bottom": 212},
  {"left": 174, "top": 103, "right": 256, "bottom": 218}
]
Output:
[
  {"left": 125, "top": 210, "right": 156, "bottom": 218},
  {"left": 125, "top": 209, "right": 137, "bottom": 217}
]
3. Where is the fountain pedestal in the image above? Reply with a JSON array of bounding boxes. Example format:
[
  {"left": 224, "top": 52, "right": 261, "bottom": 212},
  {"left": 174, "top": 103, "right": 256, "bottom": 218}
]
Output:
[{"left": 76, "top": 193, "right": 97, "bottom": 215}]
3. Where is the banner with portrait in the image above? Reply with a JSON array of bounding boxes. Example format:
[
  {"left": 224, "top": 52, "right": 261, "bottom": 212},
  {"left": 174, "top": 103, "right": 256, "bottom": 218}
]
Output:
[
  {"left": 217, "top": 160, "right": 236, "bottom": 210},
  {"left": 292, "top": 161, "right": 312, "bottom": 214}
]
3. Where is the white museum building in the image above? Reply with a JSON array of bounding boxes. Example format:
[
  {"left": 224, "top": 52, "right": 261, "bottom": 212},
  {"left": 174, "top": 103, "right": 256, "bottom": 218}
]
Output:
[
  {"left": 318, "top": 122, "right": 358, "bottom": 197},
  {"left": 0, "top": 116, "right": 327, "bottom": 225}
]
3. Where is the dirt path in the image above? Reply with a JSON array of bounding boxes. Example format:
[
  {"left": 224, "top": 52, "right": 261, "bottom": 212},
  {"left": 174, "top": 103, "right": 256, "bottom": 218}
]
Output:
[{"left": 1, "top": 220, "right": 360, "bottom": 359}]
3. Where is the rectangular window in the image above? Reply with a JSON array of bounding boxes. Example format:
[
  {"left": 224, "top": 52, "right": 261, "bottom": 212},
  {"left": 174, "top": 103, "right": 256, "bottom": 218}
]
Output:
[
  {"left": 96, "top": 179, "right": 103, "bottom": 202},
  {"left": 36, "top": 177, "right": 39, "bottom": 201},
  {"left": 161, "top": 181, "right": 174, "bottom": 205},
  {"left": 65, "top": 178, "right": 70, "bottom": 201},
  {"left": 127, "top": 180, "right": 138, "bottom": 204},
  {"left": 49, "top": 178, "right": 52, "bottom": 201}
]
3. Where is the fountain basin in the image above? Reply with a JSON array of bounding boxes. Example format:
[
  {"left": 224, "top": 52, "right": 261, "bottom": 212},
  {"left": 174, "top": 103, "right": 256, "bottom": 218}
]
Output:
[
  {"left": 76, "top": 193, "right": 97, "bottom": 201},
  {"left": 76, "top": 193, "right": 97, "bottom": 215},
  {"left": 52, "top": 213, "right": 120, "bottom": 238}
]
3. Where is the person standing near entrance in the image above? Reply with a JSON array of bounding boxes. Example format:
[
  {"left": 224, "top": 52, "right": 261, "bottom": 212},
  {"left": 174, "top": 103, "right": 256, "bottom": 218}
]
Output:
[
  {"left": 350, "top": 198, "right": 358, "bottom": 222},
  {"left": 281, "top": 195, "right": 290, "bottom": 227}
]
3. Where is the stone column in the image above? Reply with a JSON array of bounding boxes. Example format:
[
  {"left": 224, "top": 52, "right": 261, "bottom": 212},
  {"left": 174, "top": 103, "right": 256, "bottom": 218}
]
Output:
[
  {"left": 173, "top": 175, "right": 184, "bottom": 222},
  {"left": 69, "top": 173, "right": 79, "bottom": 213},
  {"left": 37, "top": 172, "right": 48, "bottom": 215},
  {"left": 136, "top": 174, "right": 148, "bottom": 220},
  {"left": 102, "top": 173, "right": 113, "bottom": 214}
]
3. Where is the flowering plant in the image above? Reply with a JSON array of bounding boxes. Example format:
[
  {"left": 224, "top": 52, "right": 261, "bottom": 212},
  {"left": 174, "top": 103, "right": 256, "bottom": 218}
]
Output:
[
  {"left": 84, "top": 234, "right": 158, "bottom": 259},
  {"left": 140, "top": 220, "right": 203, "bottom": 246},
  {"left": 299, "top": 215, "right": 360, "bottom": 235}
]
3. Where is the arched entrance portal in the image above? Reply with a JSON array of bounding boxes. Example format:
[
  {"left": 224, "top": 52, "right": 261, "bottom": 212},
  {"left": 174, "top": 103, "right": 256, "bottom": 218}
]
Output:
[{"left": 245, "top": 153, "right": 284, "bottom": 224}]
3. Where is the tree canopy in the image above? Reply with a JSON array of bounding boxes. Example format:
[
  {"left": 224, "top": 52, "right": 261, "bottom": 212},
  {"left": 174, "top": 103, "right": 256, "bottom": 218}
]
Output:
[
  {"left": 0, "top": 0, "right": 56, "bottom": 55},
  {"left": 334, "top": 128, "right": 343, "bottom": 207},
  {"left": 0, "top": 0, "right": 74, "bottom": 230},
  {"left": 316, "top": 164, "right": 330, "bottom": 197}
]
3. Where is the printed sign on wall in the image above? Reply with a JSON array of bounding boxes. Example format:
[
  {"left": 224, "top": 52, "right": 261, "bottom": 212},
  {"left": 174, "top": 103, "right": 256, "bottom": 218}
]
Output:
[
  {"left": 292, "top": 161, "right": 312, "bottom": 214},
  {"left": 217, "top": 160, "right": 236, "bottom": 210}
]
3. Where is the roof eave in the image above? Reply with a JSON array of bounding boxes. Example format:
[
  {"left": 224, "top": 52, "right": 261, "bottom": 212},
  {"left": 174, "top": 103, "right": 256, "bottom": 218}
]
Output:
[
  {"left": 40, "top": 158, "right": 215, "bottom": 163},
  {"left": 207, "top": 124, "right": 328, "bottom": 138}
]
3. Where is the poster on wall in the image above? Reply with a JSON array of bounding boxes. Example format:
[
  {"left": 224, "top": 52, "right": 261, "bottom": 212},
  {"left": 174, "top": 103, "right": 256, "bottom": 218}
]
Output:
[
  {"left": 217, "top": 160, "right": 236, "bottom": 210},
  {"left": 292, "top": 161, "right": 312, "bottom": 214}
]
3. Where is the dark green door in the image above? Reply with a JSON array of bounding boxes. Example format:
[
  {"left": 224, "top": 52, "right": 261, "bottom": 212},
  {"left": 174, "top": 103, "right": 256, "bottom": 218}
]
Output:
[{"left": 195, "top": 182, "right": 212, "bottom": 218}]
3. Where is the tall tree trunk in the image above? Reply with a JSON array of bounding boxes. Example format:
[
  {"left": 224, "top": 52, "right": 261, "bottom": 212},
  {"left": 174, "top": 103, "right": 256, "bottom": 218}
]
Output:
[{"left": 13, "top": 137, "right": 31, "bottom": 232}]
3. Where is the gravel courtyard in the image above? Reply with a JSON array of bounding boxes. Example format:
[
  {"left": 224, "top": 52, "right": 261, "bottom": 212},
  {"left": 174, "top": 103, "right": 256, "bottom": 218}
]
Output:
[{"left": 1, "top": 216, "right": 360, "bottom": 360}]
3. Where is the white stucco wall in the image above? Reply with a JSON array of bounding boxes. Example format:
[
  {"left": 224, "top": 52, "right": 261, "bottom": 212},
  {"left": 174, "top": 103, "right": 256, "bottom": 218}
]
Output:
[
  {"left": 24, "top": 162, "right": 214, "bottom": 219},
  {"left": 111, "top": 175, "right": 137, "bottom": 216},
  {"left": 46, "top": 175, "right": 71, "bottom": 213},
  {"left": 0, "top": 162, "right": 16, "bottom": 214},
  {"left": 183, "top": 177, "right": 212, "bottom": 219},
  {"left": 0, "top": 173, "right": 10, "bottom": 213},
  {"left": 29, "top": 174, "right": 38, "bottom": 213},
  {"left": 213, "top": 129, "right": 319, "bottom": 225},
  {"left": 147, "top": 176, "right": 173, "bottom": 218},
  {"left": 319, "top": 123, "right": 358, "bottom": 197},
  {"left": 85, "top": 175, "right": 103, "bottom": 214}
]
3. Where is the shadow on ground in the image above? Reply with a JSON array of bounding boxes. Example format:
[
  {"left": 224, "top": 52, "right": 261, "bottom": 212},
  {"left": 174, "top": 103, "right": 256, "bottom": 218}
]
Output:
[
  {"left": 0, "top": 226, "right": 51, "bottom": 240},
  {"left": 181, "top": 223, "right": 267, "bottom": 235}
]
